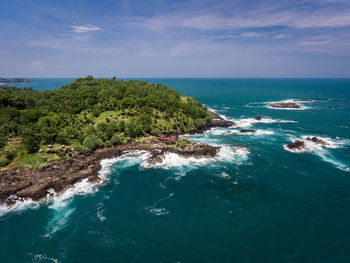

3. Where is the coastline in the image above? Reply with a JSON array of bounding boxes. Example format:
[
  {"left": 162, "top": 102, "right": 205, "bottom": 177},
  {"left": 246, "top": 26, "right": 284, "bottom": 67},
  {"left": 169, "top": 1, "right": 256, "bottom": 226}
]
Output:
[{"left": 0, "top": 112, "right": 233, "bottom": 209}]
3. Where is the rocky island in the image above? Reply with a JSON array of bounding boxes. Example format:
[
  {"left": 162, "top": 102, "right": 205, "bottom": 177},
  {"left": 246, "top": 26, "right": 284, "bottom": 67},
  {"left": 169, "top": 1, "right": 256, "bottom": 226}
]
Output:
[
  {"left": 0, "top": 78, "right": 31, "bottom": 83},
  {"left": 269, "top": 102, "right": 302, "bottom": 109},
  {"left": 285, "top": 136, "right": 330, "bottom": 152},
  {"left": 0, "top": 76, "right": 232, "bottom": 207}
]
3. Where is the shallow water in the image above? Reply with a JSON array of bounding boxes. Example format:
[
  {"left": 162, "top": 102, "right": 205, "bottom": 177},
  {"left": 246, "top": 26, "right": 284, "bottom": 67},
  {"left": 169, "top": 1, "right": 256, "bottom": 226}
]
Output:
[{"left": 1, "top": 78, "right": 350, "bottom": 262}]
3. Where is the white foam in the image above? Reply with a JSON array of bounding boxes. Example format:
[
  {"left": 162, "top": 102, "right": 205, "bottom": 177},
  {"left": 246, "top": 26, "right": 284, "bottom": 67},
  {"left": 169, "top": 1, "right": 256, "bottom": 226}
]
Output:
[
  {"left": 232, "top": 117, "right": 297, "bottom": 128},
  {"left": 0, "top": 196, "right": 40, "bottom": 217},
  {"left": 0, "top": 150, "right": 151, "bottom": 217},
  {"left": 97, "top": 210, "right": 106, "bottom": 222},
  {"left": 205, "top": 106, "right": 229, "bottom": 120},
  {"left": 31, "top": 254, "right": 59, "bottom": 263},
  {"left": 149, "top": 207, "right": 170, "bottom": 216},
  {"left": 218, "top": 172, "right": 231, "bottom": 179},
  {"left": 141, "top": 145, "right": 249, "bottom": 171},
  {"left": 209, "top": 128, "right": 274, "bottom": 136}
]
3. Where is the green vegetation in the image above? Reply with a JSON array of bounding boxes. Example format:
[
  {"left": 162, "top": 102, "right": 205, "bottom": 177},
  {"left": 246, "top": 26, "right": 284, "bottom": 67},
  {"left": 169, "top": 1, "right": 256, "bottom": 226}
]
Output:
[
  {"left": 175, "top": 138, "right": 192, "bottom": 148},
  {"left": 0, "top": 76, "right": 212, "bottom": 170}
]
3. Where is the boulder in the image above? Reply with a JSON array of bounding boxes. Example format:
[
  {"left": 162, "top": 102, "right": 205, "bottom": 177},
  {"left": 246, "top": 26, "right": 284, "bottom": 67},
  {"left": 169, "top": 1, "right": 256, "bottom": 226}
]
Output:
[
  {"left": 255, "top": 116, "right": 262, "bottom": 120},
  {"left": 146, "top": 154, "right": 165, "bottom": 167},
  {"left": 305, "top": 137, "right": 328, "bottom": 146},
  {"left": 286, "top": 140, "right": 306, "bottom": 151}
]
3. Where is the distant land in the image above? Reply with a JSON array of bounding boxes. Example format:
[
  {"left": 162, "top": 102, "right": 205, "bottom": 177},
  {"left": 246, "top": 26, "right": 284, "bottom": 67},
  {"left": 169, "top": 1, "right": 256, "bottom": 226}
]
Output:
[{"left": 0, "top": 78, "right": 31, "bottom": 83}]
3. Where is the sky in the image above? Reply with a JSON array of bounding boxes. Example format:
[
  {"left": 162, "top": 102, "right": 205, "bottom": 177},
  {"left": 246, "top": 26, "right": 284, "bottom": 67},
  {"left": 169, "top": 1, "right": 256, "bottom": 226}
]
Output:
[{"left": 1, "top": 0, "right": 350, "bottom": 78}]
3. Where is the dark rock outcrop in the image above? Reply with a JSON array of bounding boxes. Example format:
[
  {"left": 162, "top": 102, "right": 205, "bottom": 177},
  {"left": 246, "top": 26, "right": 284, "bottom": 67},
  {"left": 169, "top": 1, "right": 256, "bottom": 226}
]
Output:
[
  {"left": 305, "top": 137, "right": 328, "bottom": 146},
  {"left": 286, "top": 140, "right": 307, "bottom": 151},
  {"left": 255, "top": 116, "right": 262, "bottom": 120}
]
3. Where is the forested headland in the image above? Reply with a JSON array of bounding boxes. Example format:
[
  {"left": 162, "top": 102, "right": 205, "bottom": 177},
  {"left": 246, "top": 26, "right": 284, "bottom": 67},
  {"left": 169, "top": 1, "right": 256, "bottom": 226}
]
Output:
[{"left": 0, "top": 76, "right": 213, "bottom": 170}]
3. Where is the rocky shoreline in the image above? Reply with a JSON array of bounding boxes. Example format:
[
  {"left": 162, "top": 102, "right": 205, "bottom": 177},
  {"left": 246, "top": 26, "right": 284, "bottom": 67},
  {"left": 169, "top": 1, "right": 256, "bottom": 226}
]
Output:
[{"left": 0, "top": 113, "right": 230, "bottom": 208}]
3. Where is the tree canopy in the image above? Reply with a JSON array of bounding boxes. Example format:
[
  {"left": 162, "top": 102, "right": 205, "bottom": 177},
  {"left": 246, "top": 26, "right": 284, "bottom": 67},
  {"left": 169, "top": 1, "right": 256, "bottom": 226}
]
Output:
[{"left": 0, "top": 76, "right": 212, "bottom": 157}]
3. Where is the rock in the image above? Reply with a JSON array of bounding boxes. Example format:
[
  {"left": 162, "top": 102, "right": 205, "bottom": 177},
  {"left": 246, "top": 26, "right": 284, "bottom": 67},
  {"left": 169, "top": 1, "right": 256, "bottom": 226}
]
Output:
[
  {"left": 39, "top": 149, "right": 44, "bottom": 153},
  {"left": 240, "top": 129, "right": 257, "bottom": 133},
  {"left": 305, "top": 137, "right": 328, "bottom": 146},
  {"left": 48, "top": 144, "right": 53, "bottom": 148},
  {"left": 42, "top": 157, "right": 47, "bottom": 162},
  {"left": 255, "top": 116, "right": 262, "bottom": 120},
  {"left": 286, "top": 140, "right": 306, "bottom": 151},
  {"left": 61, "top": 145, "right": 66, "bottom": 149},
  {"left": 269, "top": 102, "right": 302, "bottom": 109},
  {"left": 336, "top": 137, "right": 341, "bottom": 140},
  {"left": 146, "top": 154, "right": 165, "bottom": 167}
]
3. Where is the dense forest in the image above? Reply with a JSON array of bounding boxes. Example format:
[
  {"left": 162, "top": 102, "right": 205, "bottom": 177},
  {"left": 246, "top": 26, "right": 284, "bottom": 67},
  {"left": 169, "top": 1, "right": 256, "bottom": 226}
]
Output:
[{"left": 0, "top": 76, "right": 212, "bottom": 169}]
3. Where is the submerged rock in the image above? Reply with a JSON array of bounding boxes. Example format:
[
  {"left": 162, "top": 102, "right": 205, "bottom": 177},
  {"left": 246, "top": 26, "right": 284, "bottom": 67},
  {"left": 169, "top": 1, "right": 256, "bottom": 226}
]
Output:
[
  {"left": 240, "top": 129, "right": 257, "bottom": 133},
  {"left": 270, "top": 102, "right": 302, "bottom": 109},
  {"left": 255, "top": 116, "right": 262, "bottom": 120}
]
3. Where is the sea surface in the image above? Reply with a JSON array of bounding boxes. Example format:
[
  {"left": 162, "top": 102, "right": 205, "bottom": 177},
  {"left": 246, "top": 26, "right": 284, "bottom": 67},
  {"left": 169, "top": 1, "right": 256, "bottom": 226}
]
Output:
[{"left": 1, "top": 78, "right": 350, "bottom": 263}]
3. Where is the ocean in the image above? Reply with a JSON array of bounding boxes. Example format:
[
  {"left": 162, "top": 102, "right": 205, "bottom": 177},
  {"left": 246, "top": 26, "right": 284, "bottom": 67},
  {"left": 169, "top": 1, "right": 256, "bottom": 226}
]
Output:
[{"left": 1, "top": 78, "right": 350, "bottom": 262}]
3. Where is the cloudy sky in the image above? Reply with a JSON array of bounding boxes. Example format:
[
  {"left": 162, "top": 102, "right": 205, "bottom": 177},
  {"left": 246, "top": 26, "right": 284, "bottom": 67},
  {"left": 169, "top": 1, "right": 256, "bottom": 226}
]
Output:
[{"left": 1, "top": 0, "right": 350, "bottom": 77}]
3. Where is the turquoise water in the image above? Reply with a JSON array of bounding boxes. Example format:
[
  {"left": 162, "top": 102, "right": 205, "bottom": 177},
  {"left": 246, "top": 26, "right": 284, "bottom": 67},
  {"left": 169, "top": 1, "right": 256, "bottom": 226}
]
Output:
[{"left": 1, "top": 79, "right": 350, "bottom": 262}]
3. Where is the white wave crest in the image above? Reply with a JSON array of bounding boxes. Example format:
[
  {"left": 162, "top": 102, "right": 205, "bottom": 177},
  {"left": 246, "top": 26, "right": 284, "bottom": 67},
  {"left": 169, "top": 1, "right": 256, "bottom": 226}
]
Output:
[
  {"left": 141, "top": 145, "right": 249, "bottom": 171},
  {"left": 210, "top": 128, "right": 274, "bottom": 136},
  {"left": 232, "top": 117, "right": 296, "bottom": 128}
]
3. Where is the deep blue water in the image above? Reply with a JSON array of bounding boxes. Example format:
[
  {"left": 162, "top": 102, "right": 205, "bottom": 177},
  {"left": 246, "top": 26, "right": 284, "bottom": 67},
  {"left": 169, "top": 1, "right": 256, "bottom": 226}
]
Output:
[{"left": 1, "top": 78, "right": 350, "bottom": 263}]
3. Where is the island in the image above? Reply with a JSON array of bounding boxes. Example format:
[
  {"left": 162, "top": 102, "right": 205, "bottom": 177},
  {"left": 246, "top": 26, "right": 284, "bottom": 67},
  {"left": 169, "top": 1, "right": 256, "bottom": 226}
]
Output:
[
  {"left": 0, "top": 78, "right": 31, "bottom": 83},
  {"left": 269, "top": 102, "right": 302, "bottom": 109},
  {"left": 0, "top": 76, "right": 233, "bottom": 206}
]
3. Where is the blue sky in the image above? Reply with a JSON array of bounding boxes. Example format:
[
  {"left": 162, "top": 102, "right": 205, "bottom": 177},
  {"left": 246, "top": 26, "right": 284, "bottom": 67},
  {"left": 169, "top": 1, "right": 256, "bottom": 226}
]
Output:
[{"left": 1, "top": 0, "right": 350, "bottom": 78}]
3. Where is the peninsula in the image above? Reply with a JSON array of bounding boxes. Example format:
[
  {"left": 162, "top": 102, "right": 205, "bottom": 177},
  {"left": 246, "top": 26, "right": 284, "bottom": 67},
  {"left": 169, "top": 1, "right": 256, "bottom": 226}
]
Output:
[{"left": 0, "top": 76, "right": 233, "bottom": 205}]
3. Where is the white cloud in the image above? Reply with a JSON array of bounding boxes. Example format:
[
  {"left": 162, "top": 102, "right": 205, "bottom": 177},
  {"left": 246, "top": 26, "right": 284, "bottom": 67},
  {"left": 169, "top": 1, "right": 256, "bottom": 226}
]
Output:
[
  {"left": 71, "top": 25, "right": 102, "bottom": 33},
  {"left": 130, "top": 8, "right": 350, "bottom": 31},
  {"left": 29, "top": 60, "right": 44, "bottom": 69}
]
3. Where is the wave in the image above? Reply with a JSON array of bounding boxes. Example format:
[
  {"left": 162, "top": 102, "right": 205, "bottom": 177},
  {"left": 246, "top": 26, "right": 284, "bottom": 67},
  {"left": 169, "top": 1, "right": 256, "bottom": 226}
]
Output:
[
  {"left": 141, "top": 145, "right": 249, "bottom": 172},
  {"left": 205, "top": 105, "right": 229, "bottom": 120},
  {"left": 209, "top": 127, "right": 274, "bottom": 136},
  {"left": 231, "top": 117, "right": 297, "bottom": 128},
  {"left": 30, "top": 253, "right": 59, "bottom": 263}
]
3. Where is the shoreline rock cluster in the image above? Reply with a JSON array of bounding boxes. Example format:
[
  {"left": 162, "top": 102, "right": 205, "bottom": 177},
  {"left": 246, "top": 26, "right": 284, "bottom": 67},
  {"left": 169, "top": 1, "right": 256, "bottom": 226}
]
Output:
[{"left": 0, "top": 142, "right": 220, "bottom": 206}]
